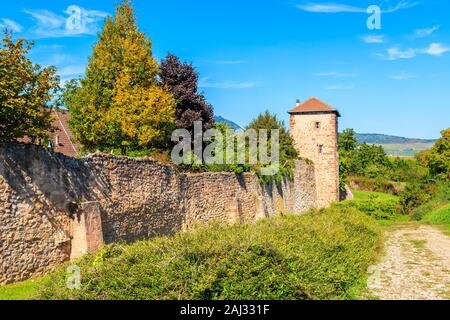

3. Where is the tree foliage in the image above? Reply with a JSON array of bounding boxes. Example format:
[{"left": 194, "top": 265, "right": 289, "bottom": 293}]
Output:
[
  {"left": 427, "top": 128, "right": 450, "bottom": 179},
  {"left": 339, "top": 128, "right": 357, "bottom": 152},
  {"left": 0, "top": 31, "right": 59, "bottom": 143},
  {"left": 65, "top": 0, "right": 175, "bottom": 153},
  {"left": 160, "top": 53, "right": 214, "bottom": 133},
  {"left": 339, "top": 128, "right": 392, "bottom": 179},
  {"left": 246, "top": 110, "right": 298, "bottom": 162}
]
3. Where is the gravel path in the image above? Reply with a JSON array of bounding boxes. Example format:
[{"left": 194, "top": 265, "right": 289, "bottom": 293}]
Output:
[{"left": 367, "top": 223, "right": 450, "bottom": 300}]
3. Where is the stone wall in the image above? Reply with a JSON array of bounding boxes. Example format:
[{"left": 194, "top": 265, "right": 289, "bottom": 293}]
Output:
[
  {"left": 290, "top": 112, "right": 340, "bottom": 208},
  {"left": 0, "top": 143, "right": 317, "bottom": 285}
]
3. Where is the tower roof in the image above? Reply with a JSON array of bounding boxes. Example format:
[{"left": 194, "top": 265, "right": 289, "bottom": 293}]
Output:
[{"left": 288, "top": 97, "right": 341, "bottom": 116}]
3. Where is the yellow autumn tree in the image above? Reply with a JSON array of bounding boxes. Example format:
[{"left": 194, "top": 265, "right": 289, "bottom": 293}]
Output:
[
  {"left": 0, "top": 31, "right": 59, "bottom": 143},
  {"left": 66, "top": 0, "right": 175, "bottom": 153}
]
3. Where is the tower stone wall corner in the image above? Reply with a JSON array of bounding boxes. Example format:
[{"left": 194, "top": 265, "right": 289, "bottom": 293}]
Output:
[{"left": 288, "top": 98, "right": 340, "bottom": 208}]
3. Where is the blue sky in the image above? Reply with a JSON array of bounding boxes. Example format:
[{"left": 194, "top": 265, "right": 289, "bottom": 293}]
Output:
[{"left": 2, "top": 0, "right": 449, "bottom": 138}]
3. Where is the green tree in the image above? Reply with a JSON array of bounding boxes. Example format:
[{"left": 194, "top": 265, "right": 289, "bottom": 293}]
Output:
[
  {"left": 0, "top": 31, "right": 59, "bottom": 143},
  {"left": 246, "top": 111, "right": 298, "bottom": 183},
  {"left": 428, "top": 128, "right": 450, "bottom": 179},
  {"left": 246, "top": 111, "right": 298, "bottom": 162},
  {"left": 339, "top": 128, "right": 357, "bottom": 152},
  {"left": 347, "top": 143, "right": 390, "bottom": 176},
  {"left": 66, "top": 0, "right": 175, "bottom": 153}
]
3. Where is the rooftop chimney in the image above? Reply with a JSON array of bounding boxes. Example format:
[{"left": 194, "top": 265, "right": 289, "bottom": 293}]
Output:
[{"left": 296, "top": 99, "right": 301, "bottom": 106}]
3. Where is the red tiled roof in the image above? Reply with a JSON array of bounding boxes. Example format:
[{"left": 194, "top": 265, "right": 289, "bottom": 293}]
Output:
[
  {"left": 288, "top": 97, "right": 340, "bottom": 116},
  {"left": 16, "top": 110, "right": 80, "bottom": 157},
  {"left": 50, "top": 110, "right": 80, "bottom": 157}
]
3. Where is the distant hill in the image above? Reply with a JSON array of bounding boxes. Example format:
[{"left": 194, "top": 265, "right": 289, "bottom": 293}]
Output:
[
  {"left": 212, "top": 119, "right": 436, "bottom": 157},
  {"left": 355, "top": 133, "right": 436, "bottom": 157},
  {"left": 355, "top": 133, "right": 437, "bottom": 145},
  {"left": 214, "top": 116, "right": 242, "bottom": 131}
]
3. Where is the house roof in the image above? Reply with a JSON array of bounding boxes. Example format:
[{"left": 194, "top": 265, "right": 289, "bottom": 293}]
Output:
[
  {"left": 51, "top": 110, "right": 80, "bottom": 157},
  {"left": 288, "top": 97, "right": 341, "bottom": 116},
  {"left": 17, "top": 109, "right": 80, "bottom": 157}
]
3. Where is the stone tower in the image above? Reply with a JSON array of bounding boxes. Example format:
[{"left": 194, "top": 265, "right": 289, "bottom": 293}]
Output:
[{"left": 288, "top": 97, "right": 340, "bottom": 208}]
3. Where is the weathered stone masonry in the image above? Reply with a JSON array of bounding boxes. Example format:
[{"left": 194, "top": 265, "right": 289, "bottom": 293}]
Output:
[{"left": 0, "top": 143, "right": 317, "bottom": 285}]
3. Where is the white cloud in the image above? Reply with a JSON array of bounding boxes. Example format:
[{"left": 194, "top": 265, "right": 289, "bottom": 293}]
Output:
[
  {"left": 0, "top": 18, "right": 23, "bottom": 32},
  {"left": 387, "top": 47, "right": 417, "bottom": 60},
  {"left": 24, "top": 6, "right": 108, "bottom": 38},
  {"left": 296, "top": 1, "right": 419, "bottom": 13},
  {"left": 389, "top": 72, "right": 417, "bottom": 80},
  {"left": 314, "top": 71, "right": 357, "bottom": 77},
  {"left": 295, "top": 3, "right": 365, "bottom": 13},
  {"left": 378, "top": 42, "right": 450, "bottom": 60},
  {"left": 413, "top": 25, "right": 440, "bottom": 38},
  {"left": 58, "top": 65, "right": 85, "bottom": 77},
  {"left": 362, "top": 35, "right": 385, "bottom": 44},
  {"left": 383, "top": 1, "right": 420, "bottom": 13},
  {"left": 325, "top": 84, "right": 355, "bottom": 90},
  {"left": 377, "top": 46, "right": 417, "bottom": 60},
  {"left": 199, "top": 77, "right": 259, "bottom": 89},
  {"left": 422, "top": 43, "right": 450, "bottom": 56}
]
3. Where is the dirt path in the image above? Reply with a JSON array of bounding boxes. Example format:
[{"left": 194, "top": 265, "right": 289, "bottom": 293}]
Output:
[{"left": 368, "top": 223, "right": 450, "bottom": 300}]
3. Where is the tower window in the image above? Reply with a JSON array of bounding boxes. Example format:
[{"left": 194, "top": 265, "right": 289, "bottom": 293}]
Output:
[
  {"left": 319, "top": 145, "right": 324, "bottom": 154},
  {"left": 315, "top": 122, "right": 320, "bottom": 129}
]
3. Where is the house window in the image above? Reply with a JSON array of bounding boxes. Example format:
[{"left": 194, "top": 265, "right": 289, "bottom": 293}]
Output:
[
  {"left": 315, "top": 122, "right": 320, "bottom": 129},
  {"left": 318, "top": 145, "right": 324, "bottom": 154},
  {"left": 55, "top": 136, "right": 60, "bottom": 146}
]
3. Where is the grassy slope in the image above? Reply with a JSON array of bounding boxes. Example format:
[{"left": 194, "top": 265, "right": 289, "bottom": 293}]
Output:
[
  {"left": 1, "top": 200, "right": 387, "bottom": 301},
  {"left": 346, "top": 190, "right": 410, "bottom": 228},
  {"left": 410, "top": 183, "right": 450, "bottom": 234},
  {"left": 30, "top": 207, "right": 381, "bottom": 300},
  {"left": 422, "top": 204, "right": 450, "bottom": 233},
  {"left": 0, "top": 277, "right": 48, "bottom": 300},
  {"left": 381, "top": 143, "right": 434, "bottom": 157},
  {"left": 352, "top": 189, "right": 398, "bottom": 201}
]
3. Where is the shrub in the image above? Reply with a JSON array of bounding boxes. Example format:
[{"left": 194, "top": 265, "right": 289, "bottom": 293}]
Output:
[
  {"left": 398, "top": 182, "right": 436, "bottom": 215},
  {"left": 348, "top": 176, "right": 399, "bottom": 195},
  {"left": 334, "top": 191, "right": 400, "bottom": 220},
  {"left": 38, "top": 208, "right": 381, "bottom": 300},
  {"left": 411, "top": 182, "right": 450, "bottom": 221}
]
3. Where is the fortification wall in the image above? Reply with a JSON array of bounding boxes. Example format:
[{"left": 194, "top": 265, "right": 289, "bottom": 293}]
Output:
[
  {"left": 0, "top": 143, "right": 317, "bottom": 285},
  {"left": 290, "top": 112, "right": 340, "bottom": 208}
]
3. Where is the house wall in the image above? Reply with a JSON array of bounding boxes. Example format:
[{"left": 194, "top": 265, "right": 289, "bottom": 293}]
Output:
[{"left": 0, "top": 144, "right": 317, "bottom": 285}]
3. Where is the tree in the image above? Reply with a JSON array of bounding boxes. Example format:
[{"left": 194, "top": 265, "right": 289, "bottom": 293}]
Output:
[
  {"left": 0, "top": 31, "right": 59, "bottom": 143},
  {"left": 66, "top": 0, "right": 175, "bottom": 153},
  {"left": 339, "top": 128, "right": 357, "bottom": 152},
  {"left": 160, "top": 53, "right": 214, "bottom": 133},
  {"left": 427, "top": 128, "right": 450, "bottom": 179},
  {"left": 246, "top": 111, "right": 298, "bottom": 162}
]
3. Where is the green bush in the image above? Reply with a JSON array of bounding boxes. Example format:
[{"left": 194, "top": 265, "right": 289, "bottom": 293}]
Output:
[
  {"left": 411, "top": 182, "right": 450, "bottom": 221},
  {"left": 38, "top": 208, "right": 381, "bottom": 300},
  {"left": 334, "top": 190, "right": 400, "bottom": 220},
  {"left": 348, "top": 176, "right": 400, "bottom": 195},
  {"left": 398, "top": 182, "right": 437, "bottom": 215}
]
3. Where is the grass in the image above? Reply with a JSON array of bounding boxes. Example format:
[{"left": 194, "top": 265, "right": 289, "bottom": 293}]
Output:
[
  {"left": 352, "top": 190, "right": 398, "bottom": 202},
  {"left": 421, "top": 203, "right": 450, "bottom": 235},
  {"left": 334, "top": 190, "right": 406, "bottom": 225},
  {"left": 411, "top": 182, "right": 450, "bottom": 235},
  {"left": 381, "top": 143, "right": 434, "bottom": 158},
  {"left": 33, "top": 207, "right": 381, "bottom": 300},
  {"left": 0, "top": 277, "right": 49, "bottom": 300}
]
